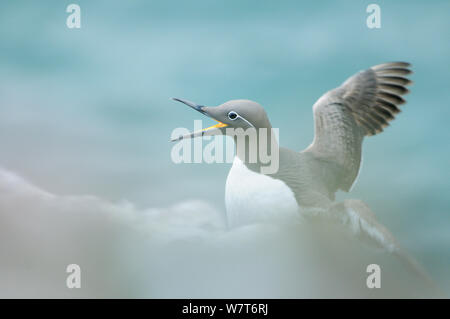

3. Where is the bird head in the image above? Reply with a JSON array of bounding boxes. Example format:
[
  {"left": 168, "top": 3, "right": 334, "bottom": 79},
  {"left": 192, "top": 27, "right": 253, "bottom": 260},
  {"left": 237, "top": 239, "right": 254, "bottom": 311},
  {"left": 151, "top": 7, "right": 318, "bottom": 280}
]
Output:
[{"left": 171, "top": 98, "right": 271, "bottom": 141}]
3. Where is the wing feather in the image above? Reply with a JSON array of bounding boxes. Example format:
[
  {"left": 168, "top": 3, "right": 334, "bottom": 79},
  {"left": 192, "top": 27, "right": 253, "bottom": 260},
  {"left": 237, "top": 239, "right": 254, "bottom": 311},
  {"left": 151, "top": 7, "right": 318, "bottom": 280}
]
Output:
[{"left": 305, "top": 62, "right": 412, "bottom": 192}]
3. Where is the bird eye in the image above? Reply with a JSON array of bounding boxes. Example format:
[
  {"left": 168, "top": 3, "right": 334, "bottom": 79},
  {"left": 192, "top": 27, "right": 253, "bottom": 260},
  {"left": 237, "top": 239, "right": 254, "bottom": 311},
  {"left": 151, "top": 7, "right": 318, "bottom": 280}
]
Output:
[{"left": 228, "top": 111, "right": 238, "bottom": 120}]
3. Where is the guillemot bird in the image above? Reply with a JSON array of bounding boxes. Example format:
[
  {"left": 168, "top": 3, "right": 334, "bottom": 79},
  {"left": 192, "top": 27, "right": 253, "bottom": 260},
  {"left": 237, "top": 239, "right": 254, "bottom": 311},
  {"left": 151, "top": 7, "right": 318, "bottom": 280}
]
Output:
[
  {"left": 170, "top": 63, "right": 446, "bottom": 296},
  {"left": 171, "top": 62, "right": 413, "bottom": 234}
]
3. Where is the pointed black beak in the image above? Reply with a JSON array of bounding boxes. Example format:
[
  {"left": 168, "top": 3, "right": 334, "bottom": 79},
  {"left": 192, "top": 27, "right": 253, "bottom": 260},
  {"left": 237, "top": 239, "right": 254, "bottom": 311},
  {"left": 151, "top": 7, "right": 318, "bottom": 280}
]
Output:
[
  {"left": 170, "top": 97, "right": 228, "bottom": 142},
  {"left": 171, "top": 98, "right": 211, "bottom": 118}
]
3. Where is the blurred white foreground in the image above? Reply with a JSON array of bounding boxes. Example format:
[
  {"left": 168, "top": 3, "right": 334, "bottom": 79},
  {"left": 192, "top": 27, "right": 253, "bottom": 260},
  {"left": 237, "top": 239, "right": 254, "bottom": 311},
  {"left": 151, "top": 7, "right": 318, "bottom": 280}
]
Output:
[{"left": 0, "top": 168, "right": 443, "bottom": 298}]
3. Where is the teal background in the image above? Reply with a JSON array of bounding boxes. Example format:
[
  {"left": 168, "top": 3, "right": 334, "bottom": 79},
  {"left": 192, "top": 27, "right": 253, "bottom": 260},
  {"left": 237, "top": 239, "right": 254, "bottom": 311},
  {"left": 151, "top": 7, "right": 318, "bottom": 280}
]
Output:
[{"left": 0, "top": 1, "right": 449, "bottom": 293}]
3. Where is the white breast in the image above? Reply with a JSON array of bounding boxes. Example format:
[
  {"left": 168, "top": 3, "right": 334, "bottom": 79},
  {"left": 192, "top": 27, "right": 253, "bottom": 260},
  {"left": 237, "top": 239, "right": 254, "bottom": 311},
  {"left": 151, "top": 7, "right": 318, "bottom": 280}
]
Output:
[{"left": 225, "top": 157, "right": 300, "bottom": 228}]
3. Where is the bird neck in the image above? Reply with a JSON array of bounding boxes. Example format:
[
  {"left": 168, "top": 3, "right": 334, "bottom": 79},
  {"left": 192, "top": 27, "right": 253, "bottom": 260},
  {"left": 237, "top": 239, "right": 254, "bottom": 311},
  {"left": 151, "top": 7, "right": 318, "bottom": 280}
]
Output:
[{"left": 233, "top": 127, "right": 279, "bottom": 174}]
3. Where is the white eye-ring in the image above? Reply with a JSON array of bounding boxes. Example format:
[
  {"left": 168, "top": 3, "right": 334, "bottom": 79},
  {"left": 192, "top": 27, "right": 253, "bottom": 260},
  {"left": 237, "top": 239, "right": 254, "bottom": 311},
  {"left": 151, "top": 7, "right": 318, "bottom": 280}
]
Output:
[{"left": 228, "top": 111, "right": 238, "bottom": 120}]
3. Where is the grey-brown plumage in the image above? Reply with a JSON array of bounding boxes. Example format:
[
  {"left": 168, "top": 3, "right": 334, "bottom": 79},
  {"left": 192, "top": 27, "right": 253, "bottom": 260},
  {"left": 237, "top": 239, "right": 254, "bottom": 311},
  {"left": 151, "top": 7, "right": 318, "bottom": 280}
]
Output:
[
  {"left": 303, "top": 62, "right": 412, "bottom": 195},
  {"left": 171, "top": 62, "right": 413, "bottom": 209},
  {"left": 241, "top": 62, "right": 413, "bottom": 209}
]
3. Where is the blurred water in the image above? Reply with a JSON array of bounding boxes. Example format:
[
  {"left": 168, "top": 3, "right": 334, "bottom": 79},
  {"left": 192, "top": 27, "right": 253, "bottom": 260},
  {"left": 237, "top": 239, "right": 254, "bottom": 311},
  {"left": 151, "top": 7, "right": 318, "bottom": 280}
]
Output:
[{"left": 0, "top": 0, "right": 449, "bottom": 296}]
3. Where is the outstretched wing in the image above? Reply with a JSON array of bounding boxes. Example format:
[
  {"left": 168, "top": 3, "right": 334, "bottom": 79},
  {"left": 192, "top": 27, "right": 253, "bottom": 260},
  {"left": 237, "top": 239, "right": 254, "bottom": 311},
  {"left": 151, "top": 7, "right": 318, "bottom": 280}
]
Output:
[{"left": 305, "top": 62, "right": 412, "bottom": 192}]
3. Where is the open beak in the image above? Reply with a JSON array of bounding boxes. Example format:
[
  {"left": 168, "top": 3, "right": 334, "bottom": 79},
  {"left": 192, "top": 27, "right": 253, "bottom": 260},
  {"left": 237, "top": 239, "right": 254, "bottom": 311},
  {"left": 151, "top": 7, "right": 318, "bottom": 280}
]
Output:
[{"left": 170, "top": 98, "right": 228, "bottom": 141}]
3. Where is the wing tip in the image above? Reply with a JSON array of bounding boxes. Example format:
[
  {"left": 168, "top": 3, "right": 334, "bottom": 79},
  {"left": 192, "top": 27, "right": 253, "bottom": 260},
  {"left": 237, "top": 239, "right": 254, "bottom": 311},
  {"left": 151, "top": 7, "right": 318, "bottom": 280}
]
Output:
[{"left": 372, "top": 61, "right": 412, "bottom": 70}]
